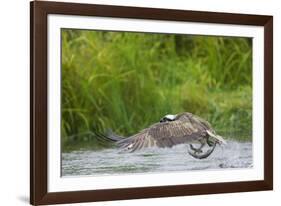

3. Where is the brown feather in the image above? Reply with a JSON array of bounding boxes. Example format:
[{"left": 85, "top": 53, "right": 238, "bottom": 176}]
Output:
[{"left": 116, "top": 113, "right": 214, "bottom": 151}]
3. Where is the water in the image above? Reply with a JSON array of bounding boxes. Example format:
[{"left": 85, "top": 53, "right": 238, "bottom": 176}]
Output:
[{"left": 62, "top": 140, "right": 252, "bottom": 176}]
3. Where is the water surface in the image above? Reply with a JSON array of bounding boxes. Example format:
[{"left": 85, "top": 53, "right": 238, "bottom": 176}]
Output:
[{"left": 62, "top": 140, "right": 252, "bottom": 176}]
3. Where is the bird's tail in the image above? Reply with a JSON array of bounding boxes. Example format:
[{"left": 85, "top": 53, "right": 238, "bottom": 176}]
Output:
[{"left": 93, "top": 129, "right": 137, "bottom": 150}]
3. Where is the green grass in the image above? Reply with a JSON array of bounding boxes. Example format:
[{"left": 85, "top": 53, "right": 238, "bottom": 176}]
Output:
[{"left": 61, "top": 29, "right": 252, "bottom": 152}]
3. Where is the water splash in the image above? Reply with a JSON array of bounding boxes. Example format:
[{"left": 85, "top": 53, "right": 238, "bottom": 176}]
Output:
[{"left": 62, "top": 140, "right": 252, "bottom": 176}]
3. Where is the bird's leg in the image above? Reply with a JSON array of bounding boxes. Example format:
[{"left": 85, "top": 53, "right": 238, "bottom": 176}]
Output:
[{"left": 207, "top": 136, "right": 215, "bottom": 147}]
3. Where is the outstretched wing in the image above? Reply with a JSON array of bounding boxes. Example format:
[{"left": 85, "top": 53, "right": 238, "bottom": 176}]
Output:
[
  {"left": 117, "top": 113, "right": 212, "bottom": 152},
  {"left": 116, "top": 128, "right": 156, "bottom": 152}
]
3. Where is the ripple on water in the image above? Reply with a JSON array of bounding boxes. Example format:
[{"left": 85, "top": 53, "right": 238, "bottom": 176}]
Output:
[{"left": 62, "top": 140, "right": 253, "bottom": 176}]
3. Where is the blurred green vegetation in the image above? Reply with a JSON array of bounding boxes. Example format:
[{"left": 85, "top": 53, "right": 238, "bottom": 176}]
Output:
[{"left": 61, "top": 29, "right": 252, "bottom": 152}]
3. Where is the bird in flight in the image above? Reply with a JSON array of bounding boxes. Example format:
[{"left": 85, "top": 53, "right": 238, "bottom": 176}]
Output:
[{"left": 95, "top": 112, "right": 227, "bottom": 159}]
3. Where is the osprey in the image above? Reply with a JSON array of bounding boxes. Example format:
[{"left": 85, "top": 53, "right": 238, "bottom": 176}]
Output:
[{"left": 95, "top": 112, "right": 227, "bottom": 159}]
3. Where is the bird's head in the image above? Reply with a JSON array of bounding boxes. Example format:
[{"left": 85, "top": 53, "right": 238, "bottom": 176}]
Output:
[{"left": 160, "top": 114, "right": 177, "bottom": 123}]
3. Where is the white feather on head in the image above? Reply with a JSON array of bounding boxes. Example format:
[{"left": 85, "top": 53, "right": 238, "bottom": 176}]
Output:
[{"left": 164, "top": 114, "right": 177, "bottom": 120}]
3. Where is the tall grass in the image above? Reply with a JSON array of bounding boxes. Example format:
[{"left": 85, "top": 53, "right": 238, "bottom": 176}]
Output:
[{"left": 61, "top": 29, "right": 252, "bottom": 151}]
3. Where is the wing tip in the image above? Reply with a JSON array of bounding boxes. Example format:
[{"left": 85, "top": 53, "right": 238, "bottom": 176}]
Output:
[{"left": 206, "top": 130, "right": 227, "bottom": 145}]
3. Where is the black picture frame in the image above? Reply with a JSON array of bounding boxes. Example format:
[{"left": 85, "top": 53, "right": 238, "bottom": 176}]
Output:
[{"left": 30, "top": 1, "right": 273, "bottom": 205}]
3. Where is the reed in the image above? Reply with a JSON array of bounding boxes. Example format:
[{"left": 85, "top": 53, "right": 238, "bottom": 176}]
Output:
[{"left": 62, "top": 29, "right": 252, "bottom": 151}]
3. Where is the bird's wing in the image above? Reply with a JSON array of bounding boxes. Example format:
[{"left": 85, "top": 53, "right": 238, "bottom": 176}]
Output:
[
  {"left": 116, "top": 114, "right": 210, "bottom": 151},
  {"left": 178, "top": 113, "right": 226, "bottom": 144},
  {"left": 148, "top": 119, "right": 208, "bottom": 148},
  {"left": 176, "top": 112, "right": 214, "bottom": 131},
  {"left": 116, "top": 128, "right": 157, "bottom": 152}
]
